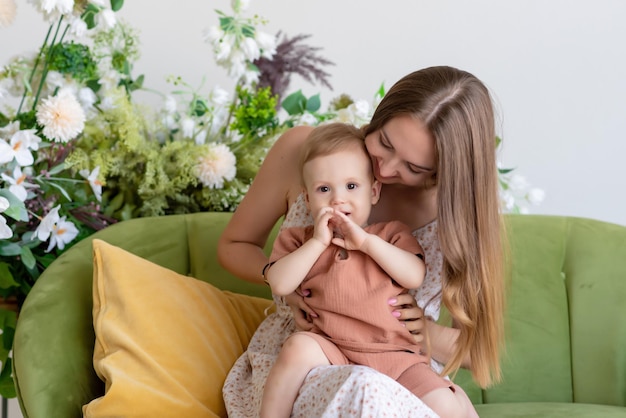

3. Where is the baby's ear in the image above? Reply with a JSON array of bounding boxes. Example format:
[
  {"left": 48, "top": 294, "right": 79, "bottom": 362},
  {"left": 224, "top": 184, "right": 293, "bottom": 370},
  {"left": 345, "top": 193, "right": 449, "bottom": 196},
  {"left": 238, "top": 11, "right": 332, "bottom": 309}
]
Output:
[
  {"left": 304, "top": 188, "right": 311, "bottom": 209},
  {"left": 371, "top": 180, "right": 382, "bottom": 205}
]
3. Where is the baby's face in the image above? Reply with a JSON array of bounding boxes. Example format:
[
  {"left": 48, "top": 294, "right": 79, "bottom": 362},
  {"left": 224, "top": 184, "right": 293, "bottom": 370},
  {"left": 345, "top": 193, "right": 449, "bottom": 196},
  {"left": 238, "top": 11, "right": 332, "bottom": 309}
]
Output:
[{"left": 303, "top": 149, "right": 380, "bottom": 227}]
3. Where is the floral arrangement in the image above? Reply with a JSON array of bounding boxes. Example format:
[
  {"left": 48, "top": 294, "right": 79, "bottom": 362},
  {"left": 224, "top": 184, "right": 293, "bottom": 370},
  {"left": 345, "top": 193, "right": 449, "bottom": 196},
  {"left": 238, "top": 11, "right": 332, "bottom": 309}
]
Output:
[{"left": 0, "top": 0, "right": 543, "bottom": 398}]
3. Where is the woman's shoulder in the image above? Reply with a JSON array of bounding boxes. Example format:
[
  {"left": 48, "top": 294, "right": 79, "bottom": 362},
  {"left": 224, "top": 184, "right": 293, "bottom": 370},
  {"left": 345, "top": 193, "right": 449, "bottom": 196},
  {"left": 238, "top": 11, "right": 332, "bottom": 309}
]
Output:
[{"left": 271, "top": 125, "right": 315, "bottom": 156}]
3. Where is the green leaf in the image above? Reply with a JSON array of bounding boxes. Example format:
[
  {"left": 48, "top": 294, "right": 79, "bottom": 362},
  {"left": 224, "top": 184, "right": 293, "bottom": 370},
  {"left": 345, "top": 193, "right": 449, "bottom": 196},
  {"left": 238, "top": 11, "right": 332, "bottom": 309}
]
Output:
[
  {"left": 219, "top": 16, "right": 234, "bottom": 32},
  {"left": 83, "top": 9, "right": 97, "bottom": 30},
  {"left": 241, "top": 24, "right": 255, "bottom": 38},
  {"left": 281, "top": 90, "right": 307, "bottom": 116},
  {"left": 110, "top": 0, "right": 124, "bottom": 12},
  {"left": 376, "top": 82, "right": 386, "bottom": 99},
  {"left": 0, "top": 190, "right": 28, "bottom": 222},
  {"left": 47, "top": 182, "right": 72, "bottom": 202},
  {"left": 193, "top": 99, "right": 209, "bottom": 117},
  {"left": 47, "top": 162, "right": 67, "bottom": 176},
  {"left": 20, "top": 246, "right": 36, "bottom": 270},
  {"left": 0, "top": 358, "right": 16, "bottom": 399},
  {"left": 0, "top": 263, "right": 18, "bottom": 289},
  {"left": 306, "top": 94, "right": 321, "bottom": 113},
  {"left": 0, "top": 242, "right": 21, "bottom": 257}
]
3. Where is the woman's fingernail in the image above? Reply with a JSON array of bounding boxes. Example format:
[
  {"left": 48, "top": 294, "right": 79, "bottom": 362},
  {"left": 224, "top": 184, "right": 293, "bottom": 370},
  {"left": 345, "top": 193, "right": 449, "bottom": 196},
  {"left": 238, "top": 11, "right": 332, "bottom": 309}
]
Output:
[
  {"left": 392, "top": 311, "right": 401, "bottom": 318},
  {"left": 388, "top": 298, "right": 397, "bottom": 305},
  {"left": 310, "top": 312, "right": 318, "bottom": 318}
]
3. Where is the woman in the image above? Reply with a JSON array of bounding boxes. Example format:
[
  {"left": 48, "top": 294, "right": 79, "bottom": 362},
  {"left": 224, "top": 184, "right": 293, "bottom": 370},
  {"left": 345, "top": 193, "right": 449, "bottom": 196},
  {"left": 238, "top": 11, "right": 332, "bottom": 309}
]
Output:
[{"left": 218, "top": 65, "right": 505, "bottom": 417}]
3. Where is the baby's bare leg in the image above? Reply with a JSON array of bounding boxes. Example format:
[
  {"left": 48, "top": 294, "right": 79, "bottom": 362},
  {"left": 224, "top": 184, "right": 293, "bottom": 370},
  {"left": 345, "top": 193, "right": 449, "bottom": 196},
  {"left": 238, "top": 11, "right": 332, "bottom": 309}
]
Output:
[
  {"left": 260, "top": 333, "right": 330, "bottom": 418},
  {"left": 420, "top": 386, "right": 478, "bottom": 418}
]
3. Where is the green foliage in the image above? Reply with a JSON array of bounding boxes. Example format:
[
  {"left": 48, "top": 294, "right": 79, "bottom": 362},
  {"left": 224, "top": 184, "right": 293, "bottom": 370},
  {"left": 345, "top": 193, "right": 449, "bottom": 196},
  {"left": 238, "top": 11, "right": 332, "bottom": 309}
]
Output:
[
  {"left": 230, "top": 86, "right": 278, "bottom": 137},
  {"left": 48, "top": 42, "right": 98, "bottom": 82}
]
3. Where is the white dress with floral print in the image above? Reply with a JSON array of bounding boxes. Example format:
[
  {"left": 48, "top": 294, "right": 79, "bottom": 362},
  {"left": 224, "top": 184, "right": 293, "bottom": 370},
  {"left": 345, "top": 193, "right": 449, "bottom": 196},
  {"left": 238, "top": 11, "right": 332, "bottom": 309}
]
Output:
[{"left": 223, "top": 194, "right": 443, "bottom": 417}]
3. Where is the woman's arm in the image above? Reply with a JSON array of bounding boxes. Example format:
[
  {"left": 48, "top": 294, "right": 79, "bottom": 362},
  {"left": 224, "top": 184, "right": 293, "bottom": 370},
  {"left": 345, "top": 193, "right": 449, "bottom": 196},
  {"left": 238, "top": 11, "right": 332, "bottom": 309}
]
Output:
[
  {"left": 217, "top": 126, "right": 314, "bottom": 284},
  {"left": 389, "top": 294, "right": 471, "bottom": 368}
]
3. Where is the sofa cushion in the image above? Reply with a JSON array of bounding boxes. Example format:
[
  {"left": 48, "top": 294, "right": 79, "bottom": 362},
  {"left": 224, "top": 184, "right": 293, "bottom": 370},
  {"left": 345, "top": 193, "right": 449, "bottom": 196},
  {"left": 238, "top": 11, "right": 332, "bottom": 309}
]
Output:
[
  {"left": 475, "top": 401, "right": 626, "bottom": 418},
  {"left": 83, "top": 239, "right": 272, "bottom": 418}
]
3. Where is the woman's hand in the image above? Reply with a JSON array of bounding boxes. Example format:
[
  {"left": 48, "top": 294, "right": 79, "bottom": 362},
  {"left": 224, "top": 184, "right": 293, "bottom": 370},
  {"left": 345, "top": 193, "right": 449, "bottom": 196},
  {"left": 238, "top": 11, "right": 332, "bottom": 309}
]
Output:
[
  {"left": 389, "top": 293, "right": 427, "bottom": 343},
  {"left": 284, "top": 289, "right": 318, "bottom": 331}
]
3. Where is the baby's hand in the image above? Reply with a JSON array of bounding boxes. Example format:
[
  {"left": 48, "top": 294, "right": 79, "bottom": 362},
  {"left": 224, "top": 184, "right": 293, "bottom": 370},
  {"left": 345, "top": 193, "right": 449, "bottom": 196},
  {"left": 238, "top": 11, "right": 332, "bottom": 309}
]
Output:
[
  {"left": 330, "top": 210, "right": 369, "bottom": 251},
  {"left": 311, "top": 207, "right": 335, "bottom": 246}
]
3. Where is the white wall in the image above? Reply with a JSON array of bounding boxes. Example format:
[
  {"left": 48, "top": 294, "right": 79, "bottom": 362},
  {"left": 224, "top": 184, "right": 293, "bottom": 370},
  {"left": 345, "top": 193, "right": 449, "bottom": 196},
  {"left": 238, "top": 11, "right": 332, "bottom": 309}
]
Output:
[{"left": 3, "top": 0, "right": 626, "bottom": 226}]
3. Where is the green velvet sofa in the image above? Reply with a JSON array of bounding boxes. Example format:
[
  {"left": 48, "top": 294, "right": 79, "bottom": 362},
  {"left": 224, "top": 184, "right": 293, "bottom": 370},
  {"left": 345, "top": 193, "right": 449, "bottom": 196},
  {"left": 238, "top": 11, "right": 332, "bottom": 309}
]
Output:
[{"left": 12, "top": 213, "right": 626, "bottom": 417}]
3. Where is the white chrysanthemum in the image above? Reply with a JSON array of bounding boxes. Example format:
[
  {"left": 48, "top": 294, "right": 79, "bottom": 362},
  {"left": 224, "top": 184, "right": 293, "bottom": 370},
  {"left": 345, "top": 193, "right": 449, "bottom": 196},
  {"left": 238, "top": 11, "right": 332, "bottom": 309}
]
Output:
[
  {"left": 28, "top": 0, "right": 73, "bottom": 21},
  {"left": 0, "top": 0, "right": 17, "bottom": 28},
  {"left": 527, "top": 188, "right": 545, "bottom": 205},
  {"left": 36, "top": 90, "right": 86, "bottom": 143},
  {"left": 196, "top": 144, "right": 237, "bottom": 189}
]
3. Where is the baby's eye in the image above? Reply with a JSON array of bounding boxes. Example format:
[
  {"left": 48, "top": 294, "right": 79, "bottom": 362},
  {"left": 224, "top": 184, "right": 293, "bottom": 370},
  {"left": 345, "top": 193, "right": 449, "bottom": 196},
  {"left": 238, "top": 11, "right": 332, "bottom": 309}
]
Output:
[
  {"left": 346, "top": 183, "right": 357, "bottom": 190},
  {"left": 318, "top": 186, "right": 330, "bottom": 193}
]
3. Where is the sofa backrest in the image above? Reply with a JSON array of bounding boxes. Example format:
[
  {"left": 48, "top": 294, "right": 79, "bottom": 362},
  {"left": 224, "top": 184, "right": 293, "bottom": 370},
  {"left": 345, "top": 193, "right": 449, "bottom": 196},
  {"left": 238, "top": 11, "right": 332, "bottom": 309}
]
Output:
[{"left": 456, "top": 215, "right": 626, "bottom": 407}]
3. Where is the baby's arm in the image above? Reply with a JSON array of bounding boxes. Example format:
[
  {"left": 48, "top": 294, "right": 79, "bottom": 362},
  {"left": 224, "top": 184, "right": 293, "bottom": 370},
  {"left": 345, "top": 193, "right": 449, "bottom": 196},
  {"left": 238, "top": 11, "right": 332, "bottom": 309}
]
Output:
[
  {"left": 331, "top": 211, "right": 425, "bottom": 289},
  {"left": 360, "top": 231, "right": 425, "bottom": 289},
  {"left": 266, "top": 207, "right": 334, "bottom": 296}
]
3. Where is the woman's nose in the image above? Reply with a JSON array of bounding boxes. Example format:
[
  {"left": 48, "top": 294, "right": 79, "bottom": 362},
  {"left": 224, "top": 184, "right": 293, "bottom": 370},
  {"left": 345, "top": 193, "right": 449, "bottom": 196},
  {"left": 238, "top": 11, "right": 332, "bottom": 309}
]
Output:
[{"left": 378, "top": 158, "right": 399, "bottom": 178}]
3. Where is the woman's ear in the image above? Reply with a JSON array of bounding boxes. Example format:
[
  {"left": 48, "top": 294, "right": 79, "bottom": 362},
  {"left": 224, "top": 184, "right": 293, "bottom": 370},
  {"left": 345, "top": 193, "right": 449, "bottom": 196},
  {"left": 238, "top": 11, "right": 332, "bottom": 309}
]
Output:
[{"left": 371, "top": 180, "right": 382, "bottom": 205}]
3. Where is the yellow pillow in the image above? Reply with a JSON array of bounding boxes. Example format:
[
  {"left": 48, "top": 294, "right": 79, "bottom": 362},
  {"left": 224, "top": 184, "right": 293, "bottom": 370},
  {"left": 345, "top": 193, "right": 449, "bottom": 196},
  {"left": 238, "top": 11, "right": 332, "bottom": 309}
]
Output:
[{"left": 83, "top": 239, "right": 272, "bottom": 418}]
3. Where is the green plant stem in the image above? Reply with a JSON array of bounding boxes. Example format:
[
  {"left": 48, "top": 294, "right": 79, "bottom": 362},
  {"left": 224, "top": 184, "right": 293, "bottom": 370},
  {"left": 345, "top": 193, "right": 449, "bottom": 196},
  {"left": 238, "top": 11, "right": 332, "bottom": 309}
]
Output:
[
  {"left": 31, "top": 16, "right": 69, "bottom": 112},
  {"left": 16, "top": 24, "right": 54, "bottom": 116},
  {"left": 38, "top": 176, "right": 87, "bottom": 184},
  {"left": 219, "top": 82, "right": 243, "bottom": 138}
]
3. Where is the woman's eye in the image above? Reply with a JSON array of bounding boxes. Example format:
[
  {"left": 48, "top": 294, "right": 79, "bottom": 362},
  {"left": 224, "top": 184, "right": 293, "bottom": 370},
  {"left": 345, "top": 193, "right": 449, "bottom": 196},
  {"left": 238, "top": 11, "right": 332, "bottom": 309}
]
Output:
[
  {"left": 379, "top": 135, "right": 392, "bottom": 149},
  {"left": 408, "top": 165, "right": 423, "bottom": 175},
  {"left": 346, "top": 183, "right": 357, "bottom": 190}
]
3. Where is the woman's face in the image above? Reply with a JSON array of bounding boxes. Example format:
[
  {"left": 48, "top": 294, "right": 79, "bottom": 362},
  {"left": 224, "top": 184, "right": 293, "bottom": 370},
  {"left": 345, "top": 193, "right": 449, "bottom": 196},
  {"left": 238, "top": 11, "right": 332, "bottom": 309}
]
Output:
[{"left": 364, "top": 114, "right": 436, "bottom": 188}]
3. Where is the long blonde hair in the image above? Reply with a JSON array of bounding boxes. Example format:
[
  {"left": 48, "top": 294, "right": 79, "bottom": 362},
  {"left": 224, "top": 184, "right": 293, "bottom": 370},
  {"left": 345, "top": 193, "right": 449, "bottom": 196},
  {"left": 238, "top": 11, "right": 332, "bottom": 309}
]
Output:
[{"left": 364, "top": 66, "right": 505, "bottom": 387}]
